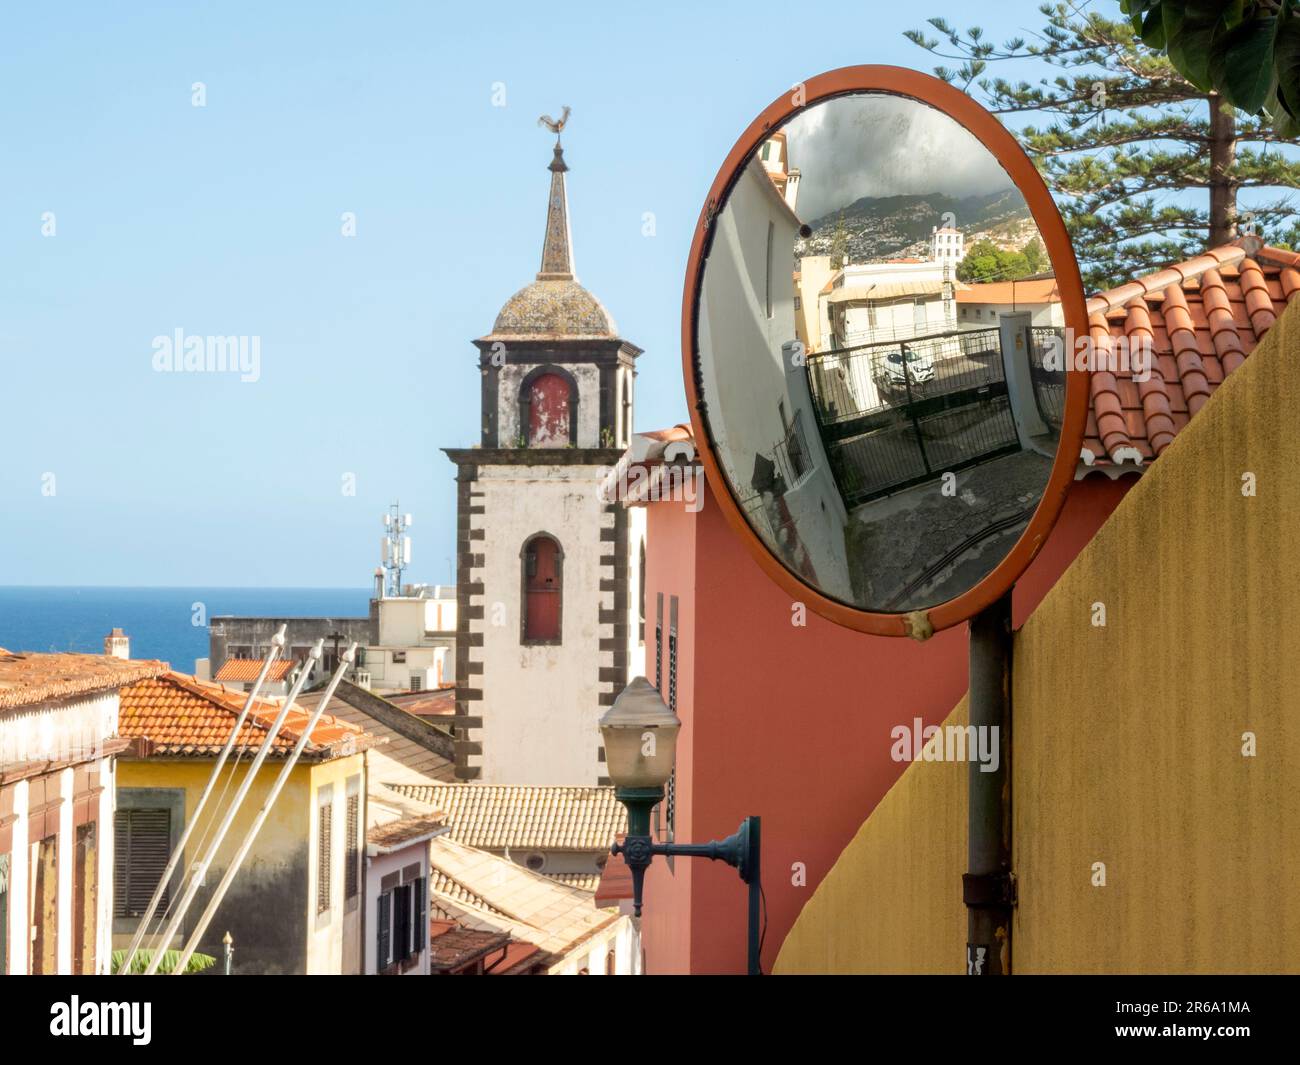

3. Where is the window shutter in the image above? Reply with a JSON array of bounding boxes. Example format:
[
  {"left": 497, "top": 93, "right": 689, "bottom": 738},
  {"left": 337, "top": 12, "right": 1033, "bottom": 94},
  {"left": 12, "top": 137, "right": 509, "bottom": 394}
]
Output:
[
  {"left": 655, "top": 593, "right": 663, "bottom": 690},
  {"left": 344, "top": 795, "right": 359, "bottom": 900},
  {"left": 523, "top": 536, "right": 562, "bottom": 642},
  {"left": 113, "top": 807, "right": 171, "bottom": 918},
  {"left": 666, "top": 598, "right": 679, "bottom": 840},
  {"left": 316, "top": 802, "right": 332, "bottom": 914},
  {"left": 413, "top": 877, "right": 427, "bottom": 954},
  {"left": 377, "top": 892, "right": 391, "bottom": 970},
  {"left": 389, "top": 883, "right": 407, "bottom": 962}
]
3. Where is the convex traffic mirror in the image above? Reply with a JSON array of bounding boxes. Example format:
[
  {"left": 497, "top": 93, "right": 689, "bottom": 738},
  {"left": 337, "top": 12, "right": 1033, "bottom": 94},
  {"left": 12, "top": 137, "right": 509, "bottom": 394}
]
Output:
[{"left": 685, "top": 67, "right": 1089, "bottom": 636}]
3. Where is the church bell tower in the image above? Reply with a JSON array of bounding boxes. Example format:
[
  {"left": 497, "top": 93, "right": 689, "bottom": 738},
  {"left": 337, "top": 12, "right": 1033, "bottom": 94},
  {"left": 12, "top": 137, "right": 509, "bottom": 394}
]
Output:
[{"left": 443, "top": 115, "right": 645, "bottom": 785}]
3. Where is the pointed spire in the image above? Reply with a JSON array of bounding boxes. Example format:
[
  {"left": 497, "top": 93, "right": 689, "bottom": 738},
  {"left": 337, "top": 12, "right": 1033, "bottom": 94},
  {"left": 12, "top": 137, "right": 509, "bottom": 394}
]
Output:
[
  {"left": 538, "top": 143, "right": 574, "bottom": 281},
  {"left": 536, "top": 107, "right": 575, "bottom": 281}
]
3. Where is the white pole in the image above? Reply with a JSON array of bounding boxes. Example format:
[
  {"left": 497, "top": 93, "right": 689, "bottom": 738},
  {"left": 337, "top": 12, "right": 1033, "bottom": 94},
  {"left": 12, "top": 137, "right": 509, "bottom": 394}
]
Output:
[
  {"left": 118, "top": 625, "right": 287, "bottom": 976},
  {"left": 141, "top": 638, "right": 325, "bottom": 975},
  {"left": 171, "top": 643, "right": 357, "bottom": 974}
]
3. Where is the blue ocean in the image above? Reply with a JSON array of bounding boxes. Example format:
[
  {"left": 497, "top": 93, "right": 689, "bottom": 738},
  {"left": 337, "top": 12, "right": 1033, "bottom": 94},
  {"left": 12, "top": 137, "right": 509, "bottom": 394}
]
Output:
[{"left": 0, "top": 587, "right": 372, "bottom": 673}]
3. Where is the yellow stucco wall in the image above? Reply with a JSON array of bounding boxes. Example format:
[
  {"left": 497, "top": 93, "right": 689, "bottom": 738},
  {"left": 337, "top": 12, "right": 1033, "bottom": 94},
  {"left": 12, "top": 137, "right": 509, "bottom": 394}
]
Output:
[
  {"left": 306, "top": 755, "right": 366, "bottom": 975},
  {"left": 777, "top": 299, "right": 1300, "bottom": 974},
  {"left": 114, "top": 752, "right": 364, "bottom": 973},
  {"left": 774, "top": 699, "right": 969, "bottom": 974},
  {"left": 115, "top": 759, "right": 313, "bottom": 902}
]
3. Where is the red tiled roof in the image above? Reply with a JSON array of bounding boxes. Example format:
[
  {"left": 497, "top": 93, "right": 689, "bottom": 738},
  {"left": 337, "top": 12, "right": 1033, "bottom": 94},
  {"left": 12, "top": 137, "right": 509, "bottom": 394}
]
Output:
[
  {"left": 594, "top": 835, "right": 633, "bottom": 909},
  {"left": 1082, "top": 239, "right": 1300, "bottom": 468},
  {"left": 634, "top": 239, "right": 1299, "bottom": 475},
  {"left": 485, "top": 939, "right": 545, "bottom": 974},
  {"left": 213, "top": 658, "right": 295, "bottom": 683},
  {"left": 956, "top": 278, "right": 1060, "bottom": 304},
  {"left": 383, "top": 687, "right": 455, "bottom": 717},
  {"left": 366, "top": 813, "right": 447, "bottom": 853},
  {"left": 0, "top": 650, "right": 168, "bottom": 711},
  {"left": 119, "top": 673, "right": 369, "bottom": 759},
  {"left": 427, "top": 919, "right": 511, "bottom": 972}
]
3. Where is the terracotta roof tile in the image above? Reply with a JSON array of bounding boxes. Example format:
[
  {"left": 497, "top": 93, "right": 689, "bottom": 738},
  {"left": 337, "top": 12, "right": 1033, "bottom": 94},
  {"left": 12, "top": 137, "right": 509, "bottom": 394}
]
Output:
[
  {"left": 381, "top": 688, "right": 455, "bottom": 717},
  {"left": 213, "top": 658, "right": 295, "bottom": 683},
  {"left": 636, "top": 238, "right": 1298, "bottom": 475},
  {"left": 594, "top": 835, "right": 633, "bottom": 909},
  {"left": 387, "top": 783, "right": 627, "bottom": 852},
  {"left": 0, "top": 651, "right": 167, "bottom": 711},
  {"left": 366, "top": 813, "right": 447, "bottom": 853},
  {"left": 427, "top": 920, "right": 512, "bottom": 972},
  {"left": 955, "top": 278, "right": 1061, "bottom": 304},
  {"left": 119, "top": 673, "right": 370, "bottom": 759},
  {"left": 1081, "top": 239, "right": 1299, "bottom": 468},
  {"left": 427, "top": 836, "right": 619, "bottom": 959},
  {"left": 545, "top": 872, "right": 603, "bottom": 892}
]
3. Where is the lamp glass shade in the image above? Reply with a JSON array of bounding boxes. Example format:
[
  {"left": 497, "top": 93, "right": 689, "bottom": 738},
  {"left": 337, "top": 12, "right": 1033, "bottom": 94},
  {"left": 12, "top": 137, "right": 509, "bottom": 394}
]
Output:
[{"left": 599, "top": 677, "right": 681, "bottom": 789}]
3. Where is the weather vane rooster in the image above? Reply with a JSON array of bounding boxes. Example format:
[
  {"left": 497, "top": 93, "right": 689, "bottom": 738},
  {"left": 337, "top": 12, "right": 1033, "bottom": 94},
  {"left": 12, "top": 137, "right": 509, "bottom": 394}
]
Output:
[{"left": 538, "top": 105, "right": 571, "bottom": 144}]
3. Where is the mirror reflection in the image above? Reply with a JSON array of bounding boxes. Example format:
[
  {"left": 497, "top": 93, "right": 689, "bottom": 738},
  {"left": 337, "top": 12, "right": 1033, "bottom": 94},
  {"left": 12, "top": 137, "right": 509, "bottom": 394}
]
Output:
[{"left": 697, "top": 92, "right": 1066, "bottom": 613}]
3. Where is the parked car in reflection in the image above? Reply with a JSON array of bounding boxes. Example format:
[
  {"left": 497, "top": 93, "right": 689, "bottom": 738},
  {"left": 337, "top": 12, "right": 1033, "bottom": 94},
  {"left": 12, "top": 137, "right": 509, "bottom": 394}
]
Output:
[{"left": 876, "top": 346, "right": 936, "bottom": 397}]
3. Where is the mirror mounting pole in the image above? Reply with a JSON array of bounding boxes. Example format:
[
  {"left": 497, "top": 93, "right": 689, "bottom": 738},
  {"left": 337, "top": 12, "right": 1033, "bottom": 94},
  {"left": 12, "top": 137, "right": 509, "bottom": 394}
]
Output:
[{"left": 964, "top": 592, "right": 1015, "bottom": 974}]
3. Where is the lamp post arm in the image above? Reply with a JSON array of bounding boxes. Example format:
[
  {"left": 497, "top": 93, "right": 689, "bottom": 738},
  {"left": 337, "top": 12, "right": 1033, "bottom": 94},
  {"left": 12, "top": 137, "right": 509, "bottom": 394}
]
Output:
[
  {"left": 611, "top": 815, "right": 762, "bottom": 974},
  {"left": 651, "top": 829, "right": 745, "bottom": 871}
]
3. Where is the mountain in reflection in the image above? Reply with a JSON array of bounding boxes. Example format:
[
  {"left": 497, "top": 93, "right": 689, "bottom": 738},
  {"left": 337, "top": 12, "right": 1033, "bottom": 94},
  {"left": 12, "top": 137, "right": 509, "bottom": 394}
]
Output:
[{"left": 797, "top": 189, "right": 1030, "bottom": 264}]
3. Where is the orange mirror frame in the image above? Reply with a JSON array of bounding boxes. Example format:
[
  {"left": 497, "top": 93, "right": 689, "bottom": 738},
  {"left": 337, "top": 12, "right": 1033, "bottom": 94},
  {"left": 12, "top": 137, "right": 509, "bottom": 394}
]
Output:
[{"left": 682, "top": 65, "right": 1090, "bottom": 637}]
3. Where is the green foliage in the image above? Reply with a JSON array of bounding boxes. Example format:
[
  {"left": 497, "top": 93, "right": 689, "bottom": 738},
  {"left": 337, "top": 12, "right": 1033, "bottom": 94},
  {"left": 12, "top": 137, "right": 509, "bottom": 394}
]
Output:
[
  {"left": 907, "top": 3, "right": 1300, "bottom": 291},
  {"left": 829, "top": 210, "right": 849, "bottom": 270},
  {"left": 110, "top": 948, "right": 218, "bottom": 975},
  {"left": 1122, "top": 0, "right": 1300, "bottom": 133},
  {"left": 1023, "top": 237, "right": 1047, "bottom": 272},
  {"left": 956, "top": 239, "right": 1037, "bottom": 283}
]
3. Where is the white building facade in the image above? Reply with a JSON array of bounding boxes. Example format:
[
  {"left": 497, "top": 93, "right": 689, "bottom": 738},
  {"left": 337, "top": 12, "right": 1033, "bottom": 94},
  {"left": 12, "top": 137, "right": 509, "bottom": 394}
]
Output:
[
  {"left": 362, "top": 587, "right": 456, "bottom": 692},
  {"left": 0, "top": 645, "right": 162, "bottom": 975}
]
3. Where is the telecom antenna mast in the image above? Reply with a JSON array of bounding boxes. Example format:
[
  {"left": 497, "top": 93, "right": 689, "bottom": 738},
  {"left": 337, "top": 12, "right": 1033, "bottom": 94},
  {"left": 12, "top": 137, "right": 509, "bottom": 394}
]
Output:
[{"left": 380, "top": 503, "right": 413, "bottom": 598}]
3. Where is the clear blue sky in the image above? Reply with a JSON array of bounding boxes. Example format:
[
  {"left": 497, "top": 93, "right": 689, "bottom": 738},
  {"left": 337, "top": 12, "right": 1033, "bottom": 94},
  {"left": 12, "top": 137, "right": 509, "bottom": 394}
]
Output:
[{"left": 0, "top": 1, "right": 1096, "bottom": 587}]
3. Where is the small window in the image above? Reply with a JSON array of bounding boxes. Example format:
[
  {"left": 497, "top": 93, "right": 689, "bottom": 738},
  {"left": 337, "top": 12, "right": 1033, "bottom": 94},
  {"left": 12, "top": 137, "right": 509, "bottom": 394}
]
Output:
[
  {"left": 524, "top": 853, "right": 547, "bottom": 872},
  {"left": 391, "top": 650, "right": 407, "bottom": 664},
  {"left": 377, "top": 875, "right": 426, "bottom": 972},
  {"left": 526, "top": 372, "right": 572, "bottom": 448},
  {"left": 522, "top": 535, "right": 562, "bottom": 643},
  {"left": 113, "top": 807, "right": 171, "bottom": 918}
]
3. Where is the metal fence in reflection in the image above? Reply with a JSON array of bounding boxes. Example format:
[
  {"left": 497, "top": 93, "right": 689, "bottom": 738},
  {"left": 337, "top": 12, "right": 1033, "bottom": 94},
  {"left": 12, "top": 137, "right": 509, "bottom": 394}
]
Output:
[
  {"left": 1029, "top": 326, "right": 1067, "bottom": 433},
  {"left": 808, "top": 327, "right": 1003, "bottom": 425},
  {"left": 806, "top": 326, "right": 1020, "bottom": 507},
  {"left": 733, "top": 412, "right": 813, "bottom": 558}
]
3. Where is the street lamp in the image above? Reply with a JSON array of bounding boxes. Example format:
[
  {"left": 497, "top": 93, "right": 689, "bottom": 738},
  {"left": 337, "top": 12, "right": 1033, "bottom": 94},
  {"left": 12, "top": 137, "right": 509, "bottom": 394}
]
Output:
[{"left": 599, "top": 677, "right": 763, "bottom": 975}]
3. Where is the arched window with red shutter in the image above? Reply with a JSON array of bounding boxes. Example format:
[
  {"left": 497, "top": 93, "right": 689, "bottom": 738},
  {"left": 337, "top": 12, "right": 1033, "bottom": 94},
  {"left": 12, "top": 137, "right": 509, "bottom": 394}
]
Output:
[
  {"left": 521, "top": 534, "right": 563, "bottom": 643},
  {"left": 523, "top": 372, "right": 573, "bottom": 448}
]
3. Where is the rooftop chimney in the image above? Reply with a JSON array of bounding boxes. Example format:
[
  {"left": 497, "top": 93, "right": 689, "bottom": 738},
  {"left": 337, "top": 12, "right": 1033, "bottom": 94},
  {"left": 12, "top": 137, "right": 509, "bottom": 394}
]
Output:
[{"left": 104, "top": 628, "right": 130, "bottom": 659}]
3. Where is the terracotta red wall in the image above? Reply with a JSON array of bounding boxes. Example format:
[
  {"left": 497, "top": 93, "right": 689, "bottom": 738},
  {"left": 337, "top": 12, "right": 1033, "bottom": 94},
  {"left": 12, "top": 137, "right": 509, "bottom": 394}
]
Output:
[{"left": 639, "top": 472, "right": 1134, "bottom": 974}]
